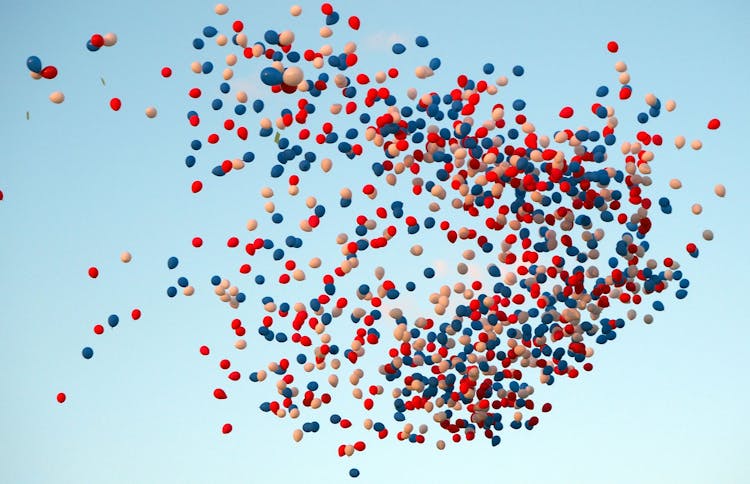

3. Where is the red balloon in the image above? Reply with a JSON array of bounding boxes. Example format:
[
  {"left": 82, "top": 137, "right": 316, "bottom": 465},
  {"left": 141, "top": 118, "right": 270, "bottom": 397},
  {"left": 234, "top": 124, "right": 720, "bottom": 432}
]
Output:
[
  {"left": 131, "top": 308, "right": 142, "bottom": 320},
  {"left": 199, "top": 345, "right": 210, "bottom": 356},
  {"left": 93, "top": 324, "right": 104, "bottom": 334},
  {"left": 191, "top": 180, "right": 203, "bottom": 193},
  {"left": 40, "top": 65, "right": 58, "bottom": 79},
  {"left": 559, "top": 106, "right": 574, "bottom": 118},
  {"left": 109, "top": 97, "right": 122, "bottom": 111},
  {"left": 56, "top": 392, "right": 66, "bottom": 403},
  {"left": 348, "top": 16, "right": 360, "bottom": 30},
  {"left": 161, "top": 67, "right": 172, "bottom": 78},
  {"left": 222, "top": 423, "right": 233, "bottom": 434},
  {"left": 91, "top": 34, "right": 104, "bottom": 47},
  {"left": 192, "top": 237, "right": 203, "bottom": 247},
  {"left": 213, "top": 388, "right": 227, "bottom": 399},
  {"left": 606, "top": 41, "right": 619, "bottom": 53},
  {"left": 88, "top": 266, "right": 99, "bottom": 278},
  {"left": 707, "top": 118, "right": 720, "bottom": 130}
]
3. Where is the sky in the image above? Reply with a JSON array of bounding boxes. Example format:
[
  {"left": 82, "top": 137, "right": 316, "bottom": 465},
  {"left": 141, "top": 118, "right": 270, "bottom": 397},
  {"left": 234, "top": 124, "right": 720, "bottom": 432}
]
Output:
[{"left": 1, "top": 1, "right": 749, "bottom": 483}]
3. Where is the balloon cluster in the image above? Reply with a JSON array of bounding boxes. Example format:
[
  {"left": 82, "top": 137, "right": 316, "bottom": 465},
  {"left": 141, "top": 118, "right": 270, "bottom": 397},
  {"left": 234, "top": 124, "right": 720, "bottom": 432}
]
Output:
[{"left": 38, "top": 2, "right": 726, "bottom": 479}]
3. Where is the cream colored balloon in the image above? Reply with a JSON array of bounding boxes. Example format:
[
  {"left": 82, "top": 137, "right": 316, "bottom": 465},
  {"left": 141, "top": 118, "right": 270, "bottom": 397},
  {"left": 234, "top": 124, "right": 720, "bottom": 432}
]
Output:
[
  {"left": 145, "top": 106, "right": 157, "bottom": 118},
  {"left": 49, "top": 91, "right": 65, "bottom": 104},
  {"left": 103, "top": 32, "right": 117, "bottom": 46},
  {"left": 282, "top": 66, "right": 304, "bottom": 86},
  {"left": 214, "top": 3, "right": 229, "bottom": 15},
  {"left": 120, "top": 251, "right": 132, "bottom": 263}
]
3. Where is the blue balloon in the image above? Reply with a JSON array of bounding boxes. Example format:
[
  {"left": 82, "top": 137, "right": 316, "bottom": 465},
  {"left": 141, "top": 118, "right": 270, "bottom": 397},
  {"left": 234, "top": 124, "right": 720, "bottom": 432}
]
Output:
[
  {"left": 86, "top": 40, "right": 100, "bottom": 52},
  {"left": 108, "top": 314, "right": 119, "bottom": 327},
  {"left": 167, "top": 256, "right": 179, "bottom": 269},
  {"left": 202, "top": 26, "right": 218, "bottom": 37},
  {"left": 325, "top": 12, "right": 340, "bottom": 25},
  {"left": 26, "top": 56, "right": 42, "bottom": 73},
  {"left": 415, "top": 35, "right": 429, "bottom": 47},
  {"left": 483, "top": 62, "right": 495, "bottom": 74},
  {"left": 349, "top": 468, "right": 360, "bottom": 478},
  {"left": 264, "top": 30, "right": 279, "bottom": 45},
  {"left": 167, "top": 286, "right": 178, "bottom": 297},
  {"left": 392, "top": 43, "right": 406, "bottom": 54},
  {"left": 512, "top": 65, "right": 525, "bottom": 76},
  {"left": 82, "top": 347, "right": 94, "bottom": 359},
  {"left": 260, "top": 67, "right": 283, "bottom": 86},
  {"left": 202, "top": 61, "right": 213, "bottom": 74}
]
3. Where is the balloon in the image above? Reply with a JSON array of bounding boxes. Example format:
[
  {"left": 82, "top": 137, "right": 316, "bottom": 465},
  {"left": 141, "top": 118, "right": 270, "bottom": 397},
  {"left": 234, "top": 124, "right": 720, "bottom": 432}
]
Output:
[
  {"left": 145, "top": 106, "right": 157, "bottom": 118},
  {"left": 40, "top": 65, "right": 57, "bottom": 79},
  {"left": 103, "top": 32, "right": 118, "bottom": 46},
  {"left": 260, "top": 67, "right": 283, "bottom": 86},
  {"left": 120, "top": 251, "right": 132, "bottom": 263},
  {"left": 214, "top": 3, "right": 229, "bottom": 15},
  {"left": 49, "top": 91, "right": 65, "bottom": 104},
  {"left": 87, "top": 266, "right": 98, "bottom": 278},
  {"left": 90, "top": 34, "right": 104, "bottom": 48},
  {"left": 26, "top": 56, "right": 42, "bottom": 73},
  {"left": 56, "top": 392, "right": 66, "bottom": 403},
  {"left": 82, "top": 347, "right": 94, "bottom": 359},
  {"left": 714, "top": 184, "right": 726, "bottom": 197},
  {"left": 109, "top": 98, "right": 122, "bottom": 111},
  {"left": 282, "top": 66, "right": 304, "bottom": 86}
]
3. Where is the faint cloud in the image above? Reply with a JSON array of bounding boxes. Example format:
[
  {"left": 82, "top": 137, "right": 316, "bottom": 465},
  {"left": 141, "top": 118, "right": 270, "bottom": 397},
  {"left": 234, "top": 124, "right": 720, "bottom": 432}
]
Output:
[{"left": 363, "top": 31, "right": 406, "bottom": 52}]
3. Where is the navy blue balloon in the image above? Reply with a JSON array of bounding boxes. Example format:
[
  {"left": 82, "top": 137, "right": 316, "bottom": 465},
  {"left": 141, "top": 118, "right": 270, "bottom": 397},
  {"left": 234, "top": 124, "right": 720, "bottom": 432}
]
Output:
[
  {"left": 167, "top": 256, "right": 179, "bottom": 269},
  {"left": 86, "top": 41, "right": 100, "bottom": 52},
  {"left": 392, "top": 43, "right": 406, "bottom": 54},
  {"left": 82, "top": 347, "right": 94, "bottom": 359},
  {"left": 415, "top": 35, "right": 429, "bottom": 47},
  {"left": 260, "top": 67, "right": 282, "bottom": 86},
  {"left": 512, "top": 65, "right": 524, "bottom": 76},
  {"left": 108, "top": 314, "right": 119, "bottom": 327},
  {"left": 26, "top": 56, "right": 42, "bottom": 73}
]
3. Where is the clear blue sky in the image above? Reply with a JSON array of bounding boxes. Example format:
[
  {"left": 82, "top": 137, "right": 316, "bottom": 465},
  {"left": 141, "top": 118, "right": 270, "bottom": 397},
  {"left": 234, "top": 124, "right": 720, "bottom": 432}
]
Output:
[{"left": 1, "top": 1, "right": 748, "bottom": 483}]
